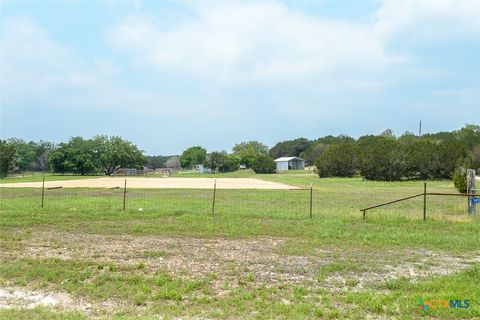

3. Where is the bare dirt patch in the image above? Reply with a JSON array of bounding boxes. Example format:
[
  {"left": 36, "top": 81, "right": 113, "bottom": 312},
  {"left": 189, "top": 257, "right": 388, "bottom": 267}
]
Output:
[
  {"left": 0, "top": 287, "right": 67, "bottom": 309},
  {"left": 8, "top": 231, "right": 480, "bottom": 292},
  {"left": 0, "top": 177, "right": 298, "bottom": 190},
  {"left": 0, "top": 286, "right": 105, "bottom": 312},
  {"left": 318, "top": 248, "right": 480, "bottom": 292},
  {"left": 2, "top": 231, "right": 479, "bottom": 316}
]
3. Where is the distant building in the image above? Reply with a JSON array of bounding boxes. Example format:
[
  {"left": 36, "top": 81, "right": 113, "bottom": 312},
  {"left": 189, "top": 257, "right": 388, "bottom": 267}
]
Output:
[
  {"left": 195, "top": 164, "right": 212, "bottom": 174},
  {"left": 274, "top": 157, "right": 305, "bottom": 171}
]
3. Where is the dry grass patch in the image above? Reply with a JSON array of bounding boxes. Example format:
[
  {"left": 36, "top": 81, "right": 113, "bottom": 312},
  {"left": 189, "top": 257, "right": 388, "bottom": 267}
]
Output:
[{"left": 6, "top": 231, "right": 479, "bottom": 293}]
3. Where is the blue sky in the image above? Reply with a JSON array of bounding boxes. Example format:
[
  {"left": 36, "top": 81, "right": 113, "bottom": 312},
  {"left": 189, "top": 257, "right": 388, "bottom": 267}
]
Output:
[{"left": 1, "top": 0, "right": 479, "bottom": 155}]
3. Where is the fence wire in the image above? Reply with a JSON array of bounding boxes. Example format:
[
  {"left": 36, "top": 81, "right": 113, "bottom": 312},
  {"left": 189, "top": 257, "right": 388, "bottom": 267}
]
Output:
[{"left": 0, "top": 183, "right": 477, "bottom": 221}]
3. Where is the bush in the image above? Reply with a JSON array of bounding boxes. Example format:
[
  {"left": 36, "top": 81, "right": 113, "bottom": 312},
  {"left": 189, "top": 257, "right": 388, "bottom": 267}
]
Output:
[
  {"left": 436, "top": 140, "right": 468, "bottom": 178},
  {"left": 453, "top": 167, "right": 467, "bottom": 193},
  {"left": 357, "top": 136, "right": 406, "bottom": 181},
  {"left": 252, "top": 155, "right": 276, "bottom": 174},
  {"left": 404, "top": 140, "right": 439, "bottom": 179},
  {"left": 314, "top": 144, "right": 356, "bottom": 177}
]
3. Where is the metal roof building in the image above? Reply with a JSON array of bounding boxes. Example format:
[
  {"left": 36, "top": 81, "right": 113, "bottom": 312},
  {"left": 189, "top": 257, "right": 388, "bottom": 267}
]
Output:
[{"left": 274, "top": 157, "right": 305, "bottom": 171}]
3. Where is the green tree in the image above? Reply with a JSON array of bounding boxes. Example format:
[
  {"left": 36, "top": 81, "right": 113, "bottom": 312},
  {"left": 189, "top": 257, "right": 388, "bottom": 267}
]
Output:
[
  {"left": 93, "top": 135, "right": 146, "bottom": 175},
  {"left": 7, "top": 138, "right": 36, "bottom": 171},
  {"left": 49, "top": 136, "right": 145, "bottom": 175},
  {"left": 315, "top": 144, "right": 357, "bottom": 178},
  {"left": 300, "top": 135, "right": 354, "bottom": 166},
  {"left": 180, "top": 146, "right": 207, "bottom": 169},
  {"left": 469, "top": 144, "right": 480, "bottom": 171},
  {"left": 269, "top": 138, "right": 312, "bottom": 159},
  {"left": 300, "top": 143, "right": 328, "bottom": 166},
  {"left": 423, "top": 131, "right": 456, "bottom": 143},
  {"left": 379, "top": 128, "right": 395, "bottom": 138},
  {"left": 315, "top": 135, "right": 355, "bottom": 145},
  {"left": 204, "top": 151, "right": 227, "bottom": 173},
  {"left": 398, "top": 132, "right": 419, "bottom": 145},
  {"left": 31, "top": 140, "right": 55, "bottom": 171},
  {"left": 405, "top": 140, "right": 439, "bottom": 179},
  {"left": 48, "top": 145, "right": 70, "bottom": 174},
  {"left": 49, "top": 137, "right": 98, "bottom": 175},
  {"left": 456, "top": 124, "right": 480, "bottom": 151},
  {"left": 357, "top": 136, "right": 406, "bottom": 181},
  {"left": 435, "top": 140, "right": 468, "bottom": 178},
  {"left": 252, "top": 154, "right": 276, "bottom": 174},
  {"left": 232, "top": 141, "right": 269, "bottom": 168},
  {"left": 220, "top": 153, "right": 240, "bottom": 172},
  {"left": 0, "top": 140, "right": 16, "bottom": 178},
  {"left": 6, "top": 138, "right": 54, "bottom": 172}
]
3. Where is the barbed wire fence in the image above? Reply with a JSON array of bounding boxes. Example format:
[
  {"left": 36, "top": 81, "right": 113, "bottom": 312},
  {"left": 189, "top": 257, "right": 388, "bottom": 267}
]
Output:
[{"left": 0, "top": 180, "right": 477, "bottom": 222}]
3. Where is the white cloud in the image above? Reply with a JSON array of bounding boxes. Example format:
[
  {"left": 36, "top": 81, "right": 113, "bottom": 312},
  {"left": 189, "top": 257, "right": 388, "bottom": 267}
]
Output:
[
  {"left": 0, "top": 19, "right": 189, "bottom": 124},
  {"left": 107, "top": 1, "right": 396, "bottom": 83},
  {"left": 108, "top": 0, "right": 480, "bottom": 83},
  {"left": 0, "top": 16, "right": 119, "bottom": 97},
  {"left": 0, "top": 16, "right": 210, "bottom": 119},
  {"left": 374, "top": 0, "right": 480, "bottom": 40},
  {"left": 1, "top": 16, "right": 69, "bottom": 88}
]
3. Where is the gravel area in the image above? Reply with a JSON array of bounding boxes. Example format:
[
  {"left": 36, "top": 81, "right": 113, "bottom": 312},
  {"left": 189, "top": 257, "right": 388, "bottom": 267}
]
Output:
[{"left": 0, "top": 177, "right": 298, "bottom": 190}]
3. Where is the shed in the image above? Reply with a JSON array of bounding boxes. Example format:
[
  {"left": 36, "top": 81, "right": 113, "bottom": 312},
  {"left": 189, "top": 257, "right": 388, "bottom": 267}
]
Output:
[
  {"left": 195, "top": 164, "right": 212, "bottom": 174},
  {"left": 274, "top": 157, "right": 305, "bottom": 171}
]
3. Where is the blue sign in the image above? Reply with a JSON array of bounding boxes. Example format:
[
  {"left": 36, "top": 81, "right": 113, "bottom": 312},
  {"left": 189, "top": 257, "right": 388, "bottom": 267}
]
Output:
[{"left": 471, "top": 197, "right": 480, "bottom": 204}]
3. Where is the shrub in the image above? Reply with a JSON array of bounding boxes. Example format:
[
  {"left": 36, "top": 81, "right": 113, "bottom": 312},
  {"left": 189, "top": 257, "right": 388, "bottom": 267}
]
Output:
[
  {"left": 314, "top": 143, "right": 357, "bottom": 178},
  {"left": 453, "top": 167, "right": 467, "bottom": 193},
  {"left": 252, "top": 155, "right": 276, "bottom": 174},
  {"left": 404, "top": 140, "right": 439, "bottom": 179},
  {"left": 356, "top": 136, "right": 406, "bottom": 181}
]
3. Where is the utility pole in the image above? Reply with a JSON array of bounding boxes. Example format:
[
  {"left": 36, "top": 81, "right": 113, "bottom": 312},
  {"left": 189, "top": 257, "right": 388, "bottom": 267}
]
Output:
[{"left": 418, "top": 120, "right": 422, "bottom": 138}]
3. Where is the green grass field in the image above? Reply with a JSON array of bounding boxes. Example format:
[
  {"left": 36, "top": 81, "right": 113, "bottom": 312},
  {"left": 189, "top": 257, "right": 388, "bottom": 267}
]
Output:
[{"left": 0, "top": 173, "right": 479, "bottom": 319}]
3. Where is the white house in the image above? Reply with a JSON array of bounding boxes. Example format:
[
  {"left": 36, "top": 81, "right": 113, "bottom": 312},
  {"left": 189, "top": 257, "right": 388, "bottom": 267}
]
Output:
[{"left": 274, "top": 157, "right": 305, "bottom": 171}]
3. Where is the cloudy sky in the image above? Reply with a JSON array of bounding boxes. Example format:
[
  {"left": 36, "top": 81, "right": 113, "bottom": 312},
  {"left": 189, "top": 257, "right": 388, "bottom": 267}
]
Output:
[{"left": 1, "top": 0, "right": 479, "bottom": 155}]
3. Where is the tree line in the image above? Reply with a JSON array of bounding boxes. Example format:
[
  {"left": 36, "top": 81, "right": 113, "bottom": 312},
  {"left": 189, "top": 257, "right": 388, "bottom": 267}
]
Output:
[
  {"left": 1, "top": 124, "right": 478, "bottom": 180},
  {"left": 312, "top": 125, "right": 479, "bottom": 181},
  {"left": 0, "top": 136, "right": 145, "bottom": 177},
  {"left": 177, "top": 141, "right": 275, "bottom": 174},
  {"left": 172, "top": 125, "right": 478, "bottom": 178}
]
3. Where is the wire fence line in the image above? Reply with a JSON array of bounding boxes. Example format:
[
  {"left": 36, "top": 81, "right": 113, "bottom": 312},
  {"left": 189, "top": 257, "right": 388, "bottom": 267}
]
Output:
[
  {"left": 0, "top": 181, "right": 477, "bottom": 221},
  {"left": 0, "top": 187, "right": 312, "bottom": 219},
  {"left": 360, "top": 183, "right": 478, "bottom": 221},
  {"left": 5, "top": 169, "right": 176, "bottom": 178}
]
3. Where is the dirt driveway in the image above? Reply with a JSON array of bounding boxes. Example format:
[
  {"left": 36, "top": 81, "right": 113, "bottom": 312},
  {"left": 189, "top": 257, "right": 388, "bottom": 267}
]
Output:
[{"left": 0, "top": 177, "right": 298, "bottom": 190}]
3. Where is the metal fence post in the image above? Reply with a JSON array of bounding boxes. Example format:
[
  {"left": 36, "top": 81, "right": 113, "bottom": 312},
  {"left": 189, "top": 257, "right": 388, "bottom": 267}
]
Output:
[
  {"left": 41, "top": 175, "right": 45, "bottom": 208},
  {"left": 123, "top": 179, "right": 127, "bottom": 211},
  {"left": 309, "top": 183, "right": 313, "bottom": 219},
  {"left": 423, "top": 182, "right": 427, "bottom": 221},
  {"left": 212, "top": 179, "right": 217, "bottom": 214}
]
